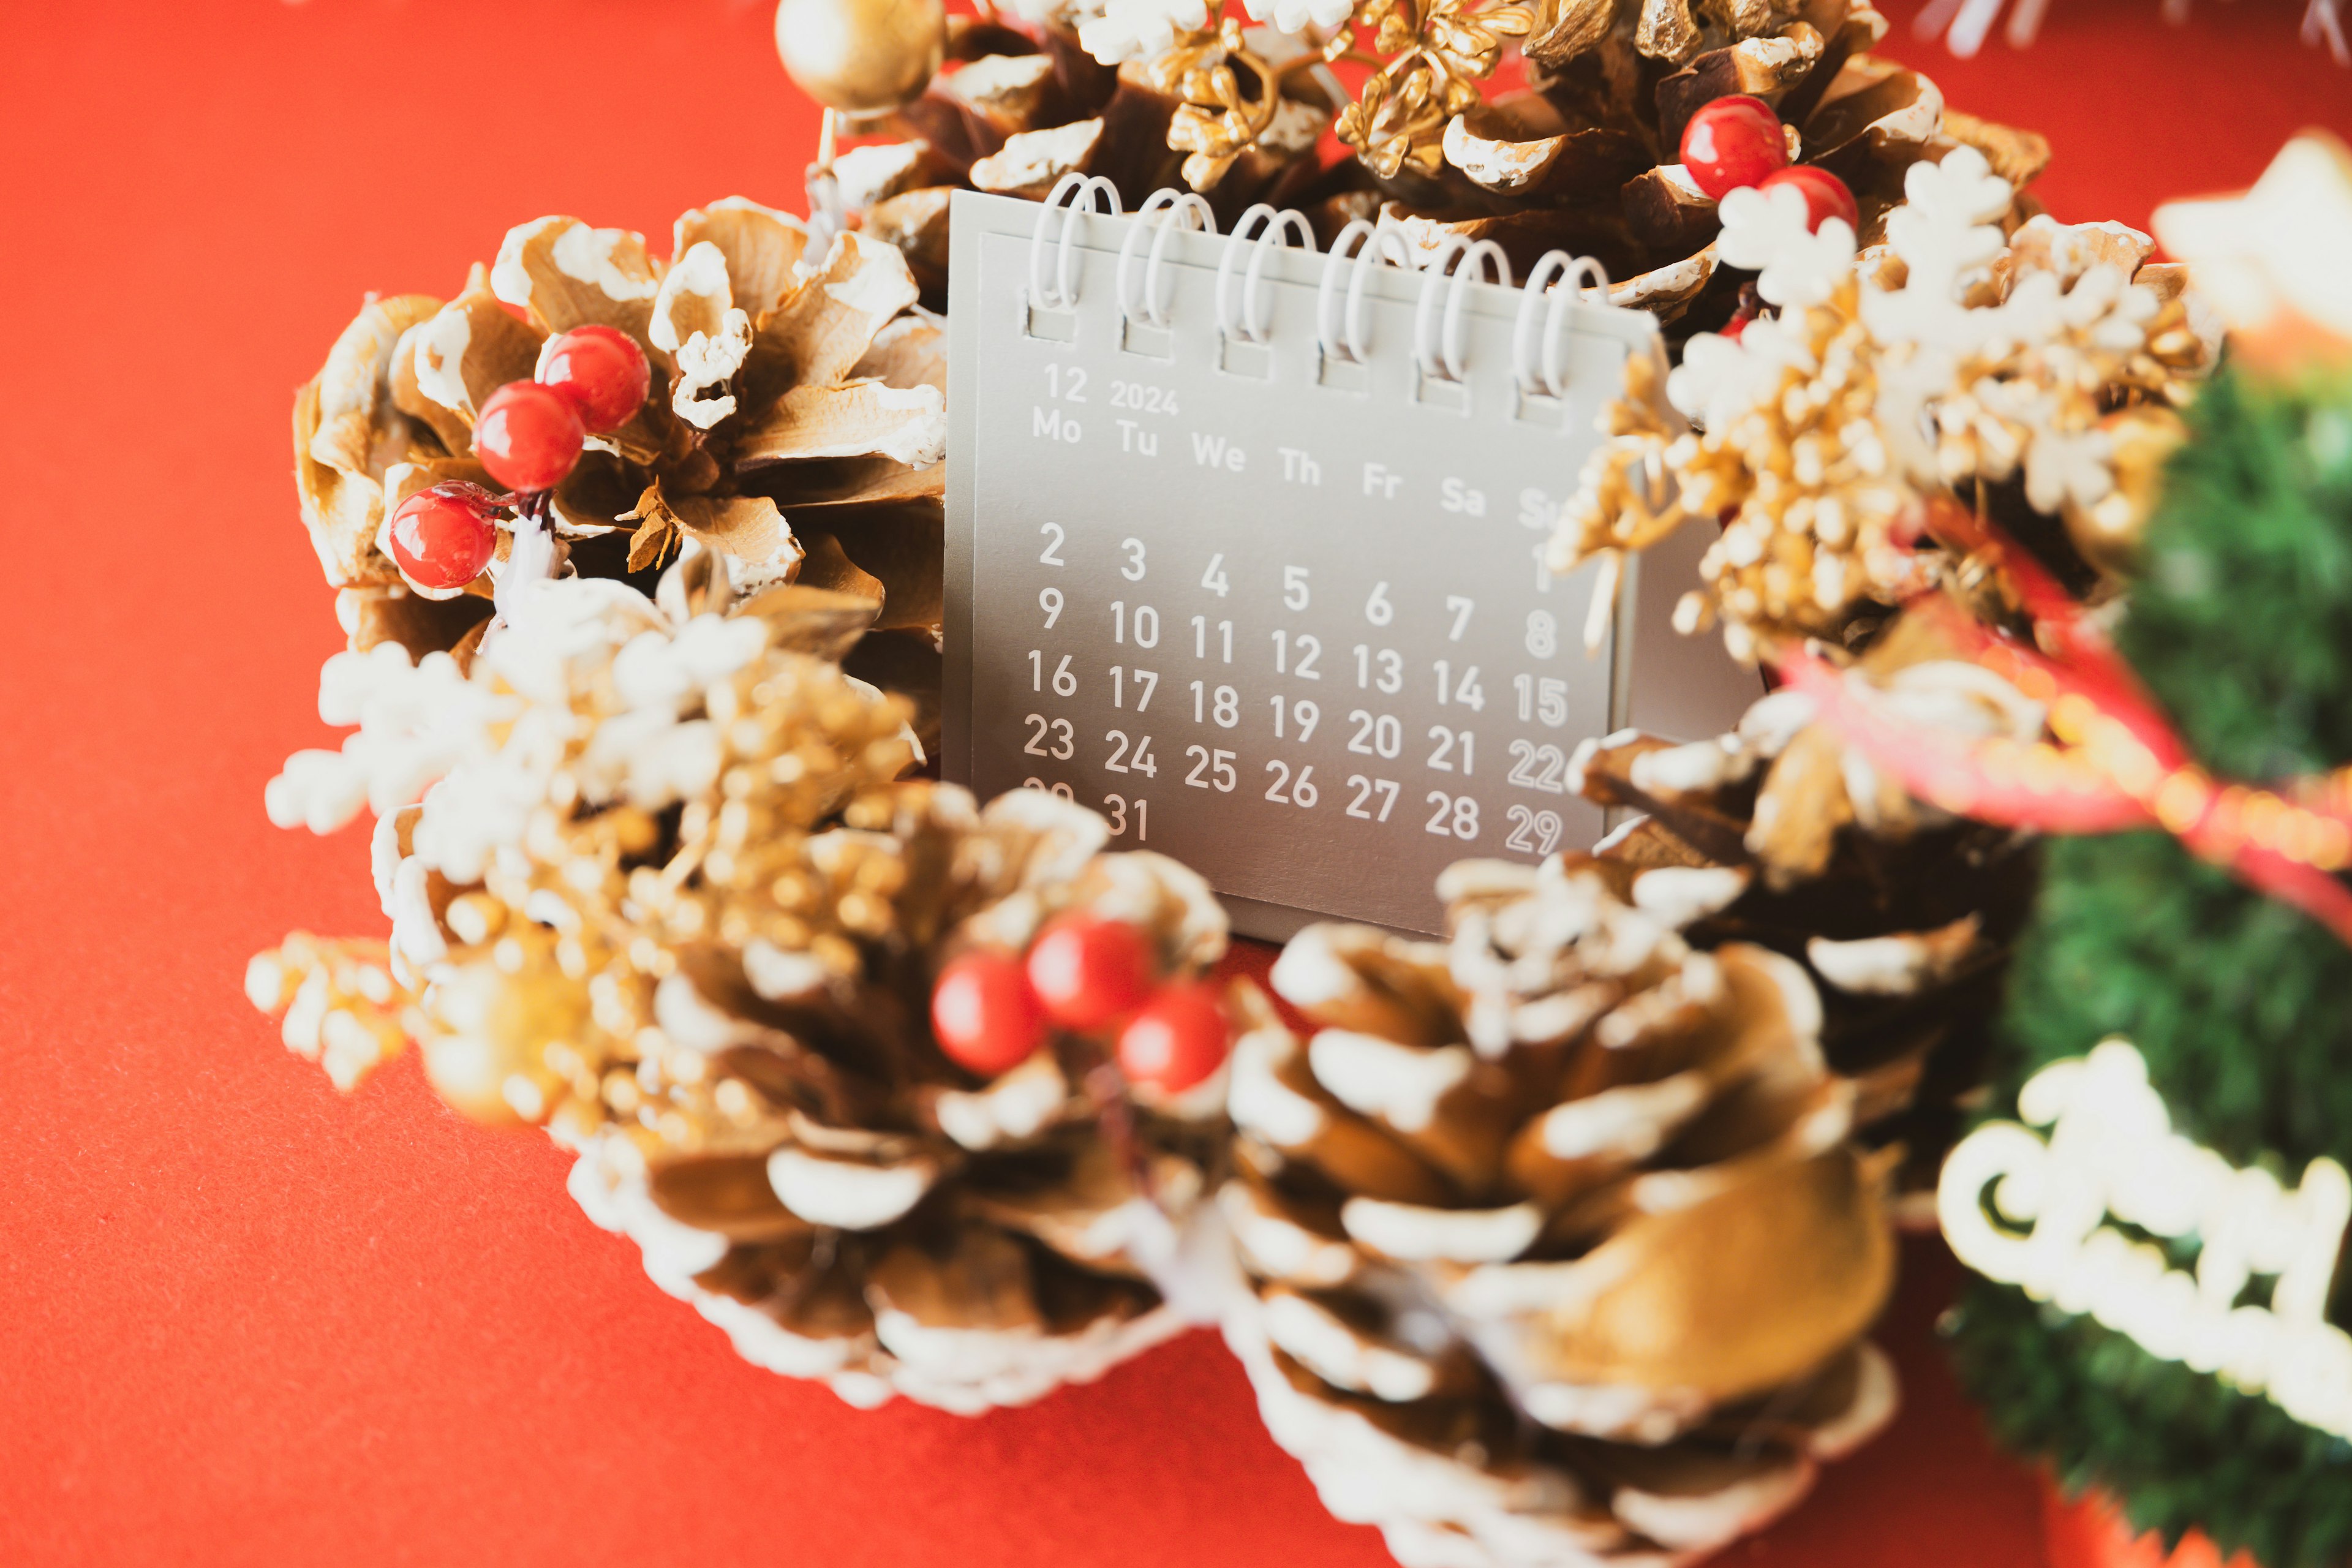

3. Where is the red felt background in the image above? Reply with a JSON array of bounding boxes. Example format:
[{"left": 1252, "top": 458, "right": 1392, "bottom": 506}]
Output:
[{"left": 0, "top": 3, "right": 2343, "bottom": 1564}]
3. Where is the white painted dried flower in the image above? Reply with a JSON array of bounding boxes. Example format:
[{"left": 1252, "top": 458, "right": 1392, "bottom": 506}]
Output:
[
  {"left": 265, "top": 643, "right": 511, "bottom": 835},
  {"left": 2019, "top": 417, "right": 2116, "bottom": 516},
  {"left": 1667, "top": 312, "right": 1820, "bottom": 430}
]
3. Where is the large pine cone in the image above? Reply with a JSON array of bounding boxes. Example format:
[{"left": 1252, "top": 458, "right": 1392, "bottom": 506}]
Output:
[
  {"left": 255, "top": 575, "right": 1230, "bottom": 1412},
  {"left": 1569, "top": 613, "right": 2045, "bottom": 1209},
  {"left": 567, "top": 785, "right": 1234, "bottom": 1412},
  {"left": 1221, "top": 855, "right": 1899, "bottom": 1567},
  {"left": 831, "top": 15, "right": 1337, "bottom": 309},
  {"left": 1380, "top": 0, "right": 2048, "bottom": 332}
]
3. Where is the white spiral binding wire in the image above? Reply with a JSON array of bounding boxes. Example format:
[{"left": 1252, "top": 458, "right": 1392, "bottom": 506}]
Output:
[
  {"left": 1512, "top": 250, "right": 1613, "bottom": 400},
  {"left": 1030, "top": 186, "right": 1620, "bottom": 392},
  {"left": 1214, "top": 203, "right": 1317, "bottom": 345},
  {"left": 1115, "top": 189, "right": 1217, "bottom": 330},
  {"left": 1316, "top": 218, "right": 1417, "bottom": 367},
  {"left": 1412, "top": 236, "right": 1512, "bottom": 384},
  {"left": 1028, "top": 173, "right": 1123, "bottom": 310}
]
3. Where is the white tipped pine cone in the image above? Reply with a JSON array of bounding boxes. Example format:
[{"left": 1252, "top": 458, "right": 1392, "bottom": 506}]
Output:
[
  {"left": 255, "top": 576, "right": 1232, "bottom": 1411},
  {"left": 1568, "top": 614, "right": 2044, "bottom": 1212},
  {"left": 1224, "top": 856, "right": 1899, "bottom": 1567}
]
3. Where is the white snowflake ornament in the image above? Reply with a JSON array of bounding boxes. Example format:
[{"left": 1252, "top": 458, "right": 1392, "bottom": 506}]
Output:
[{"left": 1716, "top": 182, "right": 1858, "bottom": 309}]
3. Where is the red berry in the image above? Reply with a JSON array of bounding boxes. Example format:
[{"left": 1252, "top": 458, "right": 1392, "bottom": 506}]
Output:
[
  {"left": 1116, "top": 983, "right": 1231, "bottom": 1094},
  {"left": 1679, "top": 95, "right": 1787, "bottom": 201},
  {"left": 1757, "top": 165, "right": 1859, "bottom": 235},
  {"left": 932, "top": 951, "right": 1047, "bottom": 1076},
  {"left": 474, "top": 380, "right": 584, "bottom": 492},
  {"left": 1025, "top": 914, "right": 1157, "bottom": 1033},
  {"left": 537, "top": 325, "right": 650, "bottom": 435},
  {"left": 386, "top": 482, "right": 500, "bottom": 590}
]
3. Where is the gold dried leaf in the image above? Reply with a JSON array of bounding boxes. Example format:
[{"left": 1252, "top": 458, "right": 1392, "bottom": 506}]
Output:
[
  {"left": 749, "top": 231, "right": 922, "bottom": 404},
  {"left": 865, "top": 187, "right": 955, "bottom": 292},
  {"left": 762, "top": 457, "right": 947, "bottom": 516},
  {"left": 1611, "top": 243, "right": 1720, "bottom": 318},
  {"left": 831, "top": 140, "right": 949, "bottom": 209},
  {"left": 1636, "top": 0, "right": 1703, "bottom": 61},
  {"left": 674, "top": 197, "right": 811, "bottom": 323},
  {"left": 622, "top": 480, "right": 685, "bottom": 574},
  {"left": 411, "top": 268, "right": 546, "bottom": 425},
  {"left": 492, "top": 215, "right": 662, "bottom": 350},
  {"left": 1524, "top": 0, "right": 1616, "bottom": 67},
  {"left": 311, "top": 293, "right": 443, "bottom": 475},
  {"left": 850, "top": 314, "right": 948, "bottom": 394},
  {"left": 549, "top": 450, "right": 638, "bottom": 538},
  {"left": 794, "top": 529, "right": 888, "bottom": 610},
  {"left": 969, "top": 118, "right": 1106, "bottom": 197},
  {"left": 1442, "top": 109, "right": 1567, "bottom": 194},
  {"left": 733, "top": 382, "right": 946, "bottom": 469},
  {"left": 1941, "top": 109, "right": 2051, "bottom": 192},
  {"left": 383, "top": 456, "right": 492, "bottom": 517},
  {"left": 388, "top": 318, "right": 474, "bottom": 454},
  {"left": 826, "top": 501, "right": 946, "bottom": 630},
  {"left": 293, "top": 379, "right": 397, "bottom": 587},
  {"left": 943, "top": 53, "right": 1058, "bottom": 135},
  {"left": 336, "top": 582, "right": 493, "bottom": 657},
  {"left": 670, "top": 494, "right": 802, "bottom": 579},
  {"left": 1746, "top": 723, "right": 1854, "bottom": 881},
  {"left": 1805, "top": 66, "right": 1942, "bottom": 180},
  {"left": 1525, "top": 1149, "right": 1893, "bottom": 1403}
]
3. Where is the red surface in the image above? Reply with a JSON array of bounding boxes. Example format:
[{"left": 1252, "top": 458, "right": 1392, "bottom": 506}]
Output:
[
  {"left": 0, "top": 4, "right": 2343, "bottom": 1564},
  {"left": 2041, "top": 1483, "right": 2264, "bottom": 1568}
]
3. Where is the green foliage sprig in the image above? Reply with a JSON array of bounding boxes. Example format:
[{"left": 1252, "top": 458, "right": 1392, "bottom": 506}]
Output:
[{"left": 1945, "top": 365, "right": 2352, "bottom": 1568}]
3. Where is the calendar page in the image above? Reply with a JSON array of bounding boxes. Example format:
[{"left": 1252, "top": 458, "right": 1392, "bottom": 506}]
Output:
[{"left": 943, "top": 189, "right": 1757, "bottom": 938}]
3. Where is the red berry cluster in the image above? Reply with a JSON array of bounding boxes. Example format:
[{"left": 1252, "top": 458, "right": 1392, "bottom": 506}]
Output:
[
  {"left": 383, "top": 325, "right": 652, "bottom": 591},
  {"left": 930, "top": 913, "right": 1232, "bottom": 1093},
  {"left": 1678, "top": 96, "right": 1860, "bottom": 235}
]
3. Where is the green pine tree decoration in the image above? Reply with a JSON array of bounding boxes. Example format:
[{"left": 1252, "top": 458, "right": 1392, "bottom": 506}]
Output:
[{"left": 1944, "top": 362, "right": 2352, "bottom": 1568}]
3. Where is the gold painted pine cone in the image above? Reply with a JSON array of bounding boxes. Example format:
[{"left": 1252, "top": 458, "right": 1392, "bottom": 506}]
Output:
[
  {"left": 827, "top": 15, "right": 1343, "bottom": 308},
  {"left": 1376, "top": 0, "right": 2046, "bottom": 332},
  {"left": 291, "top": 200, "right": 947, "bottom": 741},
  {"left": 1223, "top": 857, "right": 1900, "bottom": 1567}
]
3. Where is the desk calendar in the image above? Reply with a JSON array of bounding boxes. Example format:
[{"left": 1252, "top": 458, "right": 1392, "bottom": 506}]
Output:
[{"left": 943, "top": 185, "right": 1758, "bottom": 939}]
